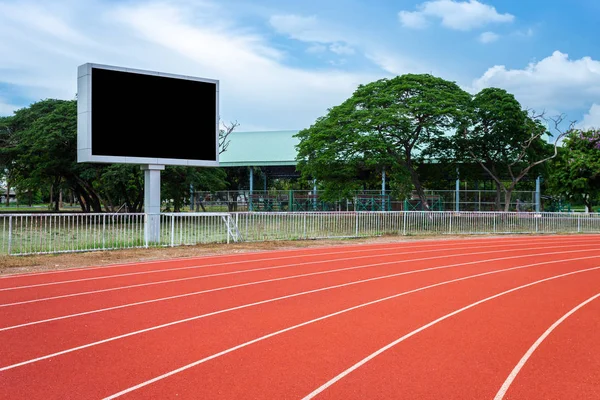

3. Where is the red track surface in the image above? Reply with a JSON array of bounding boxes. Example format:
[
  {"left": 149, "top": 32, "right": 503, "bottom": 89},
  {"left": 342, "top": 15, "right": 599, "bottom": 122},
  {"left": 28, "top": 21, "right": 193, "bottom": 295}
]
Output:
[{"left": 0, "top": 235, "right": 599, "bottom": 399}]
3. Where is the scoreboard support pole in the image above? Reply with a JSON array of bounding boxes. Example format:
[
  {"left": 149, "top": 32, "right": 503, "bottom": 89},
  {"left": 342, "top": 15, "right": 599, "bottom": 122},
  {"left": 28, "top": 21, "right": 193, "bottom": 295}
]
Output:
[{"left": 142, "top": 164, "right": 165, "bottom": 244}]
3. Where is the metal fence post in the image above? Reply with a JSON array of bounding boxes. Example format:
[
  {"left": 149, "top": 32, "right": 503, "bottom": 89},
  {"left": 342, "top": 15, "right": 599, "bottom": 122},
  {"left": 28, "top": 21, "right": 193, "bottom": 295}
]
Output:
[
  {"left": 225, "top": 216, "right": 230, "bottom": 244},
  {"left": 403, "top": 211, "right": 407, "bottom": 236},
  {"left": 578, "top": 214, "right": 581, "bottom": 233},
  {"left": 170, "top": 214, "right": 175, "bottom": 247},
  {"left": 355, "top": 212, "right": 359, "bottom": 237},
  {"left": 7, "top": 215, "right": 12, "bottom": 255},
  {"left": 455, "top": 178, "right": 460, "bottom": 212},
  {"left": 303, "top": 213, "right": 307, "bottom": 239}
]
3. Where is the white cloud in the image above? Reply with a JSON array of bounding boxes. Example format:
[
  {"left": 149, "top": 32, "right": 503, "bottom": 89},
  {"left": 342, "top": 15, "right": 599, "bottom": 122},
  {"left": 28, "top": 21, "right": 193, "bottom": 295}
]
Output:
[
  {"left": 577, "top": 104, "right": 600, "bottom": 130},
  {"left": 471, "top": 51, "right": 600, "bottom": 113},
  {"left": 269, "top": 14, "right": 357, "bottom": 58},
  {"left": 106, "top": 4, "right": 382, "bottom": 129},
  {"left": 479, "top": 31, "right": 499, "bottom": 43},
  {"left": 364, "top": 51, "right": 430, "bottom": 76},
  {"left": 398, "top": 11, "right": 429, "bottom": 29},
  {"left": 0, "top": 2, "right": 383, "bottom": 130},
  {"left": 329, "top": 43, "right": 355, "bottom": 55},
  {"left": 0, "top": 2, "right": 94, "bottom": 46},
  {"left": 399, "top": 0, "right": 514, "bottom": 31},
  {"left": 518, "top": 27, "right": 534, "bottom": 37},
  {"left": 306, "top": 44, "right": 327, "bottom": 54},
  {"left": 0, "top": 98, "right": 21, "bottom": 116},
  {"left": 269, "top": 13, "right": 430, "bottom": 75},
  {"left": 269, "top": 14, "right": 345, "bottom": 43}
]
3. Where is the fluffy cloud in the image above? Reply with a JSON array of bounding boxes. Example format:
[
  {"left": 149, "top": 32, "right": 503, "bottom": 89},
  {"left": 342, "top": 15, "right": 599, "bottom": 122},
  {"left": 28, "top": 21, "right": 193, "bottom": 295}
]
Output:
[
  {"left": 478, "top": 31, "right": 499, "bottom": 43},
  {"left": 329, "top": 43, "right": 355, "bottom": 55},
  {"left": 471, "top": 51, "right": 600, "bottom": 113},
  {"left": 107, "top": 4, "right": 379, "bottom": 129},
  {"left": 269, "top": 14, "right": 346, "bottom": 43},
  {"left": 0, "top": 2, "right": 380, "bottom": 128},
  {"left": 399, "top": 0, "right": 514, "bottom": 31},
  {"left": 269, "top": 14, "right": 357, "bottom": 58},
  {"left": 269, "top": 13, "right": 430, "bottom": 76},
  {"left": 578, "top": 104, "right": 600, "bottom": 130},
  {"left": 398, "top": 10, "right": 429, "bottom": 29},
  {"left": 0, "top": 98, "right": 21, "bottom": 116}
]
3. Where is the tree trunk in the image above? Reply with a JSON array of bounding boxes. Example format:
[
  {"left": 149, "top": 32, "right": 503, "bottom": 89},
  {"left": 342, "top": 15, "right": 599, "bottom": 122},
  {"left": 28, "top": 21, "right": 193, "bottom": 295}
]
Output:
[
  {"left": 503, "top": 190, "right": 513, "bottom": 212},
  {"left": 405, "top": 158, "right": 430, "bottom": 211},
  {"left": 4, "top": 179, "right": 9, "bottom": 207},
  {"left": 494, "top": 182, "right": 502, "bottom": 211},
  {"left": 584, "top": 195, "right": 592, "bottom": 214},
  {"left": 503, "top": 181, "right": 519, "bottom": 212},
  {"left": 76, "top": 193, "right": 89, "bottom": 212}
]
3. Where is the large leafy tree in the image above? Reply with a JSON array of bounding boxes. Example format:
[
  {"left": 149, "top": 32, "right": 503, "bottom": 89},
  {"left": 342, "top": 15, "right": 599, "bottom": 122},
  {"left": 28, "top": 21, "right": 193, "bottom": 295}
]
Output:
[
  {"left": 162, "top": 166, "right": 227, "bottom": 212},
  {"left": 4, "top": 99, "right": 111, "bottom": 211},
  {"left": 457, "top": 88, "right": 560, "bottom": 211},
  {"left": 1, "top": 99, "right": 233, "bottom": 212},
  {"left": 296, "top": 74, "right": 471, "bottom": 208},
  {"left": 548, "top": 129, "right": 600, "bottom": 211},
  {"left": 0, "top": 115, "right": 17, "bottom": 206}
]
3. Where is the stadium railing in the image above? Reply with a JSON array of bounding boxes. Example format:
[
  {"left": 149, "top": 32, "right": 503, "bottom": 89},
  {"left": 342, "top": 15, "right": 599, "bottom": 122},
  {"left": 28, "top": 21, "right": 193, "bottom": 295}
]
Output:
[{"left": 0, "top": 211, "right": 599, "bottom": 256}]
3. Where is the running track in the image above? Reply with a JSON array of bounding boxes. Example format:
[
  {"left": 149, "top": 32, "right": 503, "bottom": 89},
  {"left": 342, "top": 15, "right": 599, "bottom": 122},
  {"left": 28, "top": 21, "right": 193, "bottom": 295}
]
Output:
[{"left": 0, "top": 235, "right": 599, "bottom": 399}]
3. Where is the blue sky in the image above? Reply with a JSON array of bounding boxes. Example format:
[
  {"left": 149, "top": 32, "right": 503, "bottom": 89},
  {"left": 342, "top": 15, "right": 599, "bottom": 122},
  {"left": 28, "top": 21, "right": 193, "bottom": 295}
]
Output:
[{"left": 1, "top": 0, "right": 599, "bottom": 131}]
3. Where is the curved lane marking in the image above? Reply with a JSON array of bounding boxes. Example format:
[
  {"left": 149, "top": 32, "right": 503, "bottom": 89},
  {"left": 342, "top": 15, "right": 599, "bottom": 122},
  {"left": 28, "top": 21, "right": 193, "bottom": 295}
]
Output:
[{"left": 494, "top": 292, "right": 600, "bottom": 400}]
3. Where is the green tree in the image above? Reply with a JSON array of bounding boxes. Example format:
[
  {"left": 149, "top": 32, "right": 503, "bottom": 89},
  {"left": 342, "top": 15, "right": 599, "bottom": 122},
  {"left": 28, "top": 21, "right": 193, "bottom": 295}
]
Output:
[
  {"left": 4, "top": 99, "right": 109, "bottom": 211},
  {"left": 1, "top": 99, "right": 235, "bottom": 212},
  {"left": 296, "top": 74, "right": 471, "bottom": 209},
  {"left": 94, "top": 164, "right": 144, "bottom": 212},
  {"left": 162, "top": 166, "right": 227, "bottom": 212},
  {"left": 548, "top": 129, "right": 600, "bottom": 211},
  {"left": 457, "top": 88, "right": 560, "bottom": 211},
  {"left": 0, "top": 115, "right": 17, "bottom": 206}
]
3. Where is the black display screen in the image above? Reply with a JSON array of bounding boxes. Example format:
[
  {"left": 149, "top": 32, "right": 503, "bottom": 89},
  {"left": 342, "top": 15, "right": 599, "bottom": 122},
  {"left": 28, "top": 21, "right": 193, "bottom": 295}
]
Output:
[{"left": 91, "top": 67, "right": 217, "bottom": 161}]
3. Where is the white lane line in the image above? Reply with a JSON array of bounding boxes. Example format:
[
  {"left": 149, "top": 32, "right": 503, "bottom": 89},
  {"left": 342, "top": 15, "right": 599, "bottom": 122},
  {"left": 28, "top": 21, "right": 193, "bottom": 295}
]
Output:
[
  {"left": 0, "top": 238, "right": 593, "bottom": 286},
  {"left": 1, "top": 243, "right": 595, "bottom": 308},
  {"left": 2, "top": 235, "right": 585, "bottom": 280},
  {"left": 104, "top": 267, "right": 600, "bottom": 400},
  {"left": 3, "top": 250, "right": 599, "bottom": 332},
  {"left": 493, "top": 292, "right": 600, "bottom": 400},
  {"left": 0, "top": 240, "right": 593, "bottom": 295},
  {"left": 301, "top": 269, "right": 600, "bottom": 400},
  {"left": 1, "top": 238, "right": 466, "bottom": 279},
  {"left": 2, "top": 253, "right": 596, "bottom": 374},
  {"left": 0, "top": 243, "right": 503, "bottom": 292},
  {"left": 0, "top": 242, "right": 412, "bottom": 279},
  {"left": 0, "top": 238, "right": 499, "bottom": 280}
]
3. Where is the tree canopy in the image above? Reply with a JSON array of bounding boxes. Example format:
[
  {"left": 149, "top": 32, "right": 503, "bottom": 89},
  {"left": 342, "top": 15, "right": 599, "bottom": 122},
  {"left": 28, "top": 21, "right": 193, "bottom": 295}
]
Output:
[
  {"left": 548, "top": 129, "right": 600, "bottom": 211},
  {"left": 296, "top": 74, "right": 471, "bottom": 207},
  {"left": 0, "top": 99, "right": 231, "bottom": 212},
  {"left": 456, "top": 88, "right": 558, "bottom": 211}
]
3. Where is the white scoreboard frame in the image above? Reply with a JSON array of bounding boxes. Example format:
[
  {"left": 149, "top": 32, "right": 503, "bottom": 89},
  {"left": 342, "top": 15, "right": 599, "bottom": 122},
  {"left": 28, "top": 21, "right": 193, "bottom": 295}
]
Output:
[{"left": 77, "top": 63, "right": 220, "bottom": 167}]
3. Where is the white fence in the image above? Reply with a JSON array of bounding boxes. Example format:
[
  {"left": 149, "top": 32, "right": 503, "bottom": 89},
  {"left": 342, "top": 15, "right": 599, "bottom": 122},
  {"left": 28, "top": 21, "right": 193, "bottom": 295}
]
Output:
[
  {"left": 0, "top": 211, "right": 599, "bottom": 256},
  {"left": 234, "top": 212, "right": 600, "bottom": 241}
]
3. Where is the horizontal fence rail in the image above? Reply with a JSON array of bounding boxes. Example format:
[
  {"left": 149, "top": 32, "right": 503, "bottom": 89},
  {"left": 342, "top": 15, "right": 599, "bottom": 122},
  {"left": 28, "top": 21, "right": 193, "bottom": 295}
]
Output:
[
  {"left": 0, "top": 213, "right": 146, "bottom": 256},
  {"left": 0, "top": 211, "right": 599, "bottom": 256},
  {"left": 160, "top": 213, "right": 239, "bottom": 247},
  {"left": 191, "top": 189, "right": 543, "bottom": 212}
]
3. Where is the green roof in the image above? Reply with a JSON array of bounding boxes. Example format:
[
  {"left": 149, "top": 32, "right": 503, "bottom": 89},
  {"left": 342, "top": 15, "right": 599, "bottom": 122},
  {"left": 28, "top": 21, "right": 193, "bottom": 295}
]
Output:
[{"left": 219, "top": 130, "right": 300, "bottom": 167}]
